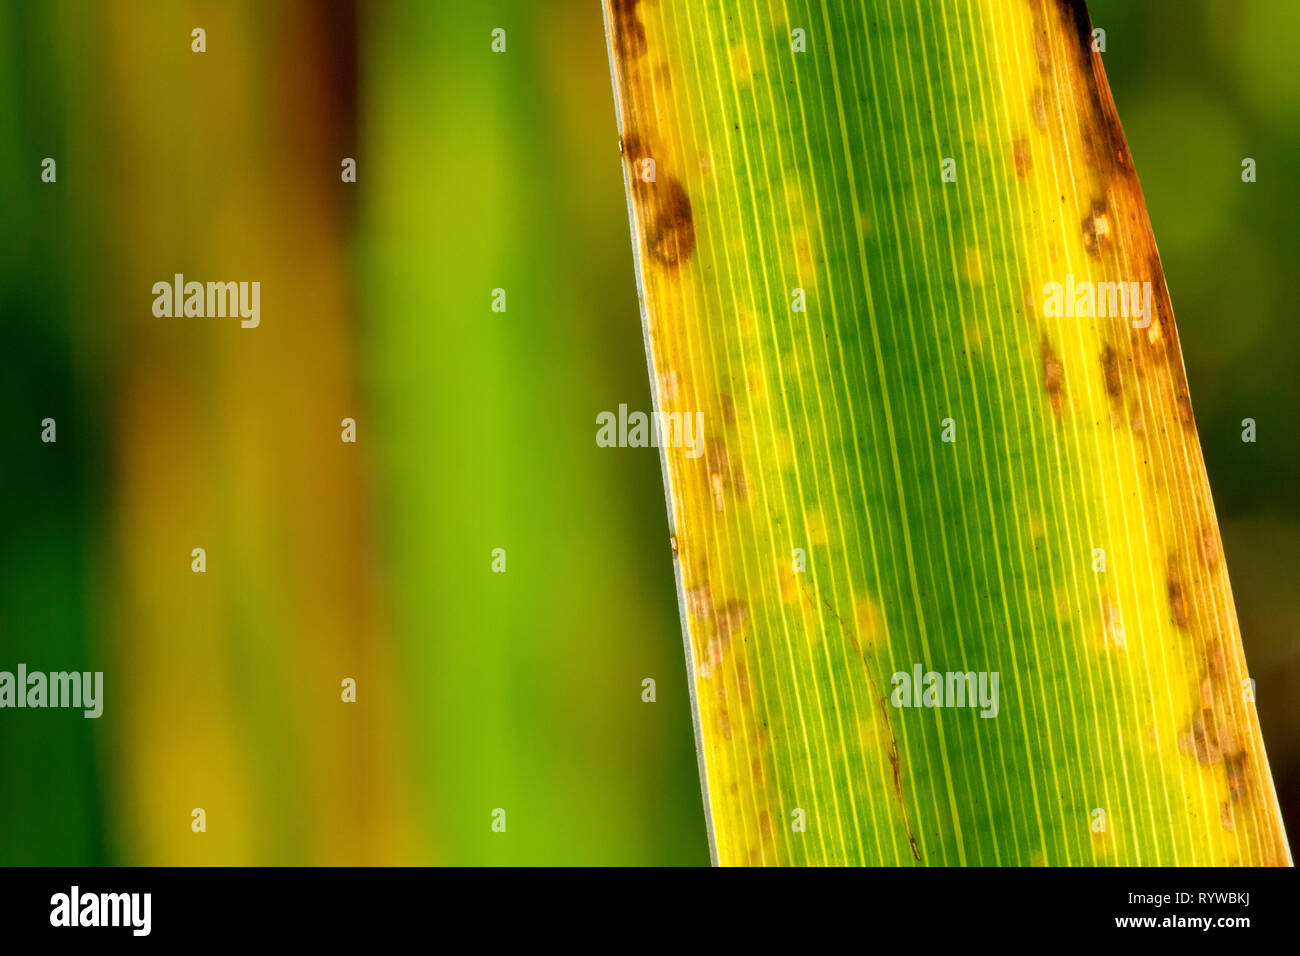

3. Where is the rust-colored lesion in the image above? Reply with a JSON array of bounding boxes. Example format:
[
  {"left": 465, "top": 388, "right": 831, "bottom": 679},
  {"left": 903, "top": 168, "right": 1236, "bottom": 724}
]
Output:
[
  {"left": 609, "top": 1, "right": 697, "bottom": 276},
  {"left": 1012, "top": 136, "right": 1033, "bottom": 178},
  {"left": 1041, "top": 337, "right": 1065, "bottom": 417},
  {"left": 1054, "top": 0, "right": 1137, "bottom": 181},
  {"left": 620, "top": 138, "right": 697, "bottom": 269},
  {"left": 1100, "top": 344, "right": 1122, "bottom": 399},
  {"left": 610, "top": 0, "right": 647, "bottom": 60},
  {"left": 684, "top": 580, "right": 749, "bottom": 680},
  {"left": 1164, "top": 553, "right": 1192, "bottom": 631},
  {"left": 644, "top": 178, "right": 696, "bottom": 268},
  {"left": 705, "top": 440, "right": 747, "bottom": 510}
]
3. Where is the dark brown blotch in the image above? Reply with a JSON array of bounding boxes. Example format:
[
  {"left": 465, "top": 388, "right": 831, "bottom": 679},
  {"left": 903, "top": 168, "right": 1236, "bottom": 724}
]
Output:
[
  {"left": 611, "top": 0, "right": 646, "bottom": 60},
  {"left": 1041, "top": 338, "right": 1065, "bottom": 417},
  {"left": 1101, "top": 345, "right": 1122, "bottom": 398},
  {"left": 1051, "top": 0, "right": 1094, "bottom": 64},
  {"left": 646, "top": 178, "right": 696, "bottom": 268},
  {"left": 1167, "top": 558, "right": 1189, "bottom": 630},
  {"left": 620, "top": 130, "right": 644, "bottom": 163}
]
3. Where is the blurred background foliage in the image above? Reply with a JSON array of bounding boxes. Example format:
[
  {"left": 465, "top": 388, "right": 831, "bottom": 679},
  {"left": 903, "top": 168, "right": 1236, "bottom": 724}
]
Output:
[{"left": 0, "top": 0, "right": 1293, "bottom": 864}]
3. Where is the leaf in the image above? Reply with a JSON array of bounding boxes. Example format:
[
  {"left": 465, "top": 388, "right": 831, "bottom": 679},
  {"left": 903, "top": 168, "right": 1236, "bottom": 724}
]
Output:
[{"left": 604, "top": 0, "right": 1290, "bottom": 865}]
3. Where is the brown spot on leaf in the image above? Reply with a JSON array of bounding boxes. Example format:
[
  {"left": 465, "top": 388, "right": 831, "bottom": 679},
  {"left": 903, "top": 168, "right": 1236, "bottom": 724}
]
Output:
[
  {"left": 1049, "top": 0, "right": 1136, "bottom": 178},
  {"left": 1012, "top": 137, "right": 1032, "bottom": 177},
  {"left": 1041, "top": 338, "right": 1065, "bottom": 417},
  {"left": 1179, "top": 710, "right": 1221, "bottom": 765},
  {"left": 1031, "top": 90, "right": 1047, "bottom": 131},
  {"left": 619, "top": 130, "right": 643, "bottom": 161},
  {"left": 707, "top": 442, "right": 746, "bottom": 510},
  {"left": 621, "top": 131, "right": 696, "bottom": 270},
  {"left": 1207, "top": 642, "right": 1227, "bottom": 677},
  {"left": 1167, "top": 559, "right": 1189, "bottom": 629},
  {"left": 645, "top": 178, "right": 696, "bottom": 268},
  {"left": 1082, "top": 199, "right": 1111, "bottom": 256},
  {"left": 887, "top": 737, "right": 923, "bottom": 861},
  {"left": 1198, "top": 527, "right": 1219, "bottom": 571},
  {"left": 685, "top": 584, "right": 714, "bottom": 620},
  {"left": 1225, "top": 753, "right": 1247, "bottom": 802},
  {"left": 1130, "top": 409, "right": 1146, "bottom": 436},
  {"left": 1101, "top": 345, "right": 1122, "bottom": 398},
  {"left": 687, "top": 585, "right": 750, "bottom": 680},
  {"left": 611, "top": 0, "right": 646, "bottom": 60},
  {"left": 699, "top": 636, "right": 728, "bottom": 680},
  {"left": 719, "top": 393, "right": 736, "bottom": 426},
  {"left": 715, "top": 600, "right": 749, "bottom": 639},
  {"left": 1052, "top": 0, "right": 1094, "bottom": 61},
  {"left": 709, "top": 471, "right": 726, "bottom": 512}
]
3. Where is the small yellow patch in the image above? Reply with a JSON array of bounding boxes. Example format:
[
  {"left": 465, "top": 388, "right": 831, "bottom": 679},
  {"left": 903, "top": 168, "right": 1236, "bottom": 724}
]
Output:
[
  {"left": 1090, "top": 823, "right": 1113, "bottom": 858},
  {"left": 783, "top": 180, "right": 805, "bottom": 216},
  {"left": 963, "top": 247, "right": 983, "bottom": 285},
  {"left": 1054, "top": 589, "right": 1072, "bottom": 621},
  {"left": 800, "top": 594, "right": 823, "bottom": 640},
  {"left": 778, "top": 565, "right": 798, "bottom": 602},
  {"left": 793, "top": 225, "right": 815, "bottom": 271},
  {"left": 782, "top": 347, "right": 802, "bottom": 379},
  {"left": 854, "top": 596, "right": 883, "bottom": 646},
  {"left": 857, "top": 716, "right": 878, "bottom": 752},
  {"left": 804, "top": 507, "right": 827, "bottom": 546},
  {"left": 730, "top": 43, "right": 753, "bottom": 86}
]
